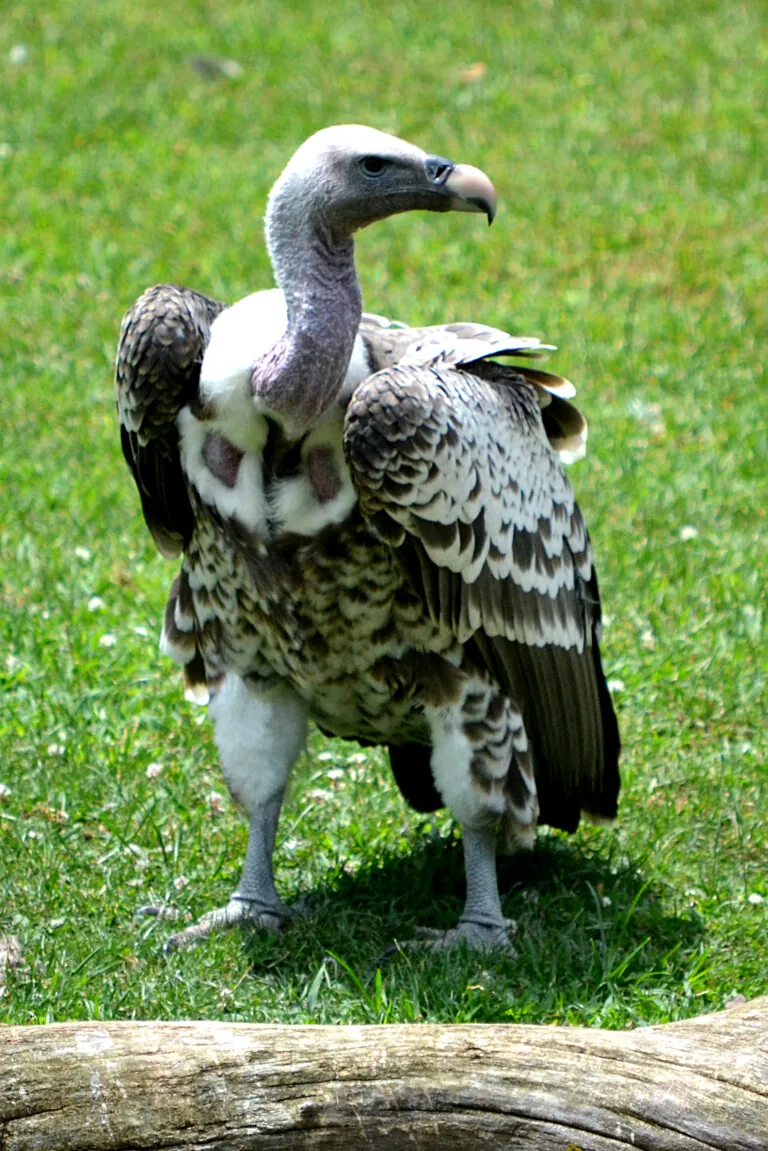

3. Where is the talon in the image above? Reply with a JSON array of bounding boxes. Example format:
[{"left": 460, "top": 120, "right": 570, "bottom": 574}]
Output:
[
  {"left": 136, "top": 905, "right": 181, "bottom": 922},
  {"left": 375, "top": 941, "right": 407, "bottom": 964}
]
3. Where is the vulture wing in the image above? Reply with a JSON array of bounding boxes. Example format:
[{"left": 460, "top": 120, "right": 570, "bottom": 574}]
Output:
[
  {"left": 116, "top": 284, "right": 227, "bottom": 557},
  {"left": 359, "top": 315, "right": 589, "bottom": 465},
  {"left": 344, "top": 357, "right": 620, "bottom": 832}
]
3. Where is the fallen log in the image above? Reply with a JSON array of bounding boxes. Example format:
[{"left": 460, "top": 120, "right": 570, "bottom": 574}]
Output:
[{"left": 2, "top": 997, "right": 767, "bottom": 1149}]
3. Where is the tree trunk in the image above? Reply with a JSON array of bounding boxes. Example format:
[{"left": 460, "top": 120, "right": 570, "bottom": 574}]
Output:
[{"left": 2, "top": 998, "right": 767, "bottom": 1150}]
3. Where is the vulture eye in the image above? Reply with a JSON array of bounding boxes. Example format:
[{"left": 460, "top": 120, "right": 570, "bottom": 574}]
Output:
[{"left": 359, "top": 156, "right": 387, "bottom": 177}]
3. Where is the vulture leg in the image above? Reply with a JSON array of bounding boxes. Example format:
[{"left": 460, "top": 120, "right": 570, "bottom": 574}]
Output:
[
  {"left": 410, "top": 688, "right": 534, "bottom": 951},
  {"left": 164, "top": 675, "right": 308, "bottom": 950},
  {"left": 379, "top": 826, "right": 515, "bottom": 959},
  {"left": 416, "top": 824, "right": 516, "bottom": 951}
]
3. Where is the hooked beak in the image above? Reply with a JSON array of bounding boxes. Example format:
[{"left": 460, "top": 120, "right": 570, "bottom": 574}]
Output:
[{"left": 425, "top": 155, "right": 498, "bottom": 225}]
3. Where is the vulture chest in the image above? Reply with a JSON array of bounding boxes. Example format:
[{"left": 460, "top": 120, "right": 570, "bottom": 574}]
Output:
[{"left": 177, "top": 427, "right": 461, "bottom": 743}]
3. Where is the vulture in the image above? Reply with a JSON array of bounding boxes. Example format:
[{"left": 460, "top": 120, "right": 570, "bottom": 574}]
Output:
[{"left": 117, "top": 125, "right": 620, "bottom": 951}]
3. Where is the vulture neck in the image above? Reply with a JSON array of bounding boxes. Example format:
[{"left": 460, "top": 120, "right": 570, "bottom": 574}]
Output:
[{"left": 254, "top": 207, "right": 362, "bottom": 437}]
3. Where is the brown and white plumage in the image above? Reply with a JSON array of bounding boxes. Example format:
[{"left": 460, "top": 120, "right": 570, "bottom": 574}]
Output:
[{"left": 116, "top": 126, "right": 619, "bottom": 950}]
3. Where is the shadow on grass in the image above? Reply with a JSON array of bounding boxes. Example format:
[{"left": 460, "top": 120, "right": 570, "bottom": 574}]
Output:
[{"left": 241, "top": 830, "right": 707, "bottom": 1025}]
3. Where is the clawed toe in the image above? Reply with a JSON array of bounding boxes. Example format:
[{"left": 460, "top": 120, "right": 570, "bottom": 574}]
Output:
[
  {"left": 389, "top": 915, "right": 517, "bottom": 956},
  {"left": 136, "top": 904, "right": 181, "bottom": 923},
  {"left": 138, "top": 896, "right": 297, "bottom": 951}
]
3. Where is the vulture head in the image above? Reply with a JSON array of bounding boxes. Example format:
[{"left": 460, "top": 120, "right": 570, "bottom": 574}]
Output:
[
  {"left": 254, "top": 126, "right": 497, "bottom": 433},
  {"left": 266, "top": 125, "right": 497, "bottom": 251}
]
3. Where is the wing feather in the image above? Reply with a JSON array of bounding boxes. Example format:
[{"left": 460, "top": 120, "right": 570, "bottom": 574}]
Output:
[
  {"left": 345, "top": 363, "right": 619, "bottom": 829},
  {"left": 115, "top": 284, "right": 226, "bottom": 556}
]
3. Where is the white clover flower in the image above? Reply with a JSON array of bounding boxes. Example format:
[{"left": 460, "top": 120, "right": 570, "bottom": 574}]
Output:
[{"left": 208, "top": 791, "right": 227, "bottom": 814}]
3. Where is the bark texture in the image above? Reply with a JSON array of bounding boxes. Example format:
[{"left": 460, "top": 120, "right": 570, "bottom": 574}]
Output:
[{"left": 2, "top": 997, "right": 767, "bottom": 1149}]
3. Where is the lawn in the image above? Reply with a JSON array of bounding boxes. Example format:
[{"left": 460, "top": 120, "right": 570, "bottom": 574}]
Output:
[{"left": 1, "top": 0, "right": 765, "bottom": 1027}]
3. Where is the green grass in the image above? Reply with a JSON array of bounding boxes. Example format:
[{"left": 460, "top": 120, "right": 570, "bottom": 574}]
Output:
[{"left": 1, "top": 0, "right": 766, "bottom": 1027}]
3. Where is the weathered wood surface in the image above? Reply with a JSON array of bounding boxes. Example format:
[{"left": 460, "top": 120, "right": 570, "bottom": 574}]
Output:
[{"left": 2, "top": 998, "right": 767, "bottom": 1150}]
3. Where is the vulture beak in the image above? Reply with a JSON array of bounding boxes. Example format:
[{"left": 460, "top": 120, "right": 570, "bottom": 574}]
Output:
[{"left": 425, "top": 155, "right": 498, "bottom": 225}]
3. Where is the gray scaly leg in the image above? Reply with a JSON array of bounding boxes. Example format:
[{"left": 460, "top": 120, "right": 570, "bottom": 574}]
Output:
[
  {"left": 416, "top": 824, "right": 516, "bottom": 952},
  {"left": 406, "top": 690, "right": 524, "bottom": 952},
  {"left": 142, "top": 675, "right": 308, "bottom": 950}
]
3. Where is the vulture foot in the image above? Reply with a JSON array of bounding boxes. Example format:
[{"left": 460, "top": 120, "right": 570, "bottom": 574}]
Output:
[
  {"left": 382, "top": 914, "right": 517, "bottom": 959},
  {"left": 416, "top": 914, "right": 518, "bottom": 953},
  {"left": 138, "top": 896, "right": 296, "bottom": 951}
]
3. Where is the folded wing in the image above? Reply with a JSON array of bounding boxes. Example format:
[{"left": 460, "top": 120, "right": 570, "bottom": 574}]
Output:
[
  {"left": 116, "top": 284, "right": 226, "bottom": 557},
  {"left": 344, "top": 359, "right": 620, "bottom": 831}
]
